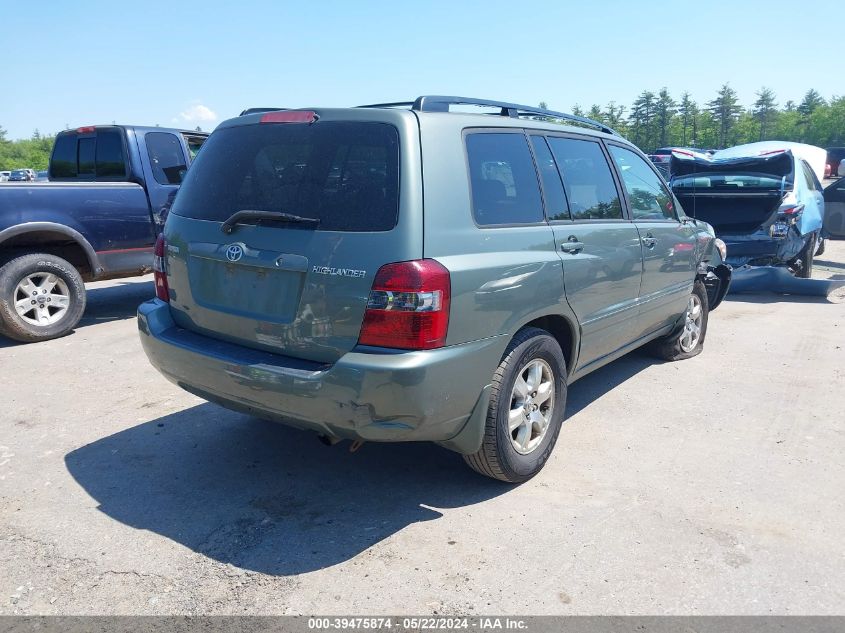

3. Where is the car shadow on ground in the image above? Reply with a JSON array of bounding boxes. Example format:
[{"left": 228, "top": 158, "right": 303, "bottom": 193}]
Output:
[
  {"left": 565, "top": 350, "right": 658, "bottom": 418},
  {"left": 64, "top": 405, "right": 510, "bottom": 576},
  {"left": 78, "top": 279, "right": 154, "bottom": 327},
  {"left": 65, "top": 348, "right": 659, "bottom": 576}
]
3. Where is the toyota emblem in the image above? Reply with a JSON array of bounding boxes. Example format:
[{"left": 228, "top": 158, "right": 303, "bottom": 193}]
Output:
[{"left": 225, "top": 244, "right": 244, "bottom": 262}]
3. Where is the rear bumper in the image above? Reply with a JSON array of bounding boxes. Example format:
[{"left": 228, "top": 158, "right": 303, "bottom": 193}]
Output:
[
  {"left": 722, "top": 228, "right": 809, "bottom": 267},
  {"left": 137, "top": 299, "right": 504, "bottom": 452}
]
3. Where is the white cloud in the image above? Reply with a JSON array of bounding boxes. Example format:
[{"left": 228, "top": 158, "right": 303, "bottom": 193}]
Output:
[{"left": 173, "top": 104, "right": 218, "bottom": 125}]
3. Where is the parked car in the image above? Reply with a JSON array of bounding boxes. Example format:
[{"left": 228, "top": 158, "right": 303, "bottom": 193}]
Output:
[
  {"left": 0, "top": 125, "right": 207, "bottom": 343},
  {"left": 670, "top": 141, "right": 825, "bottom": 277},
  {"left": 825, "top": 147, "right": 845, "bottom": 179},
  {"left": 9, "top": 169, "right": 33, "bottom": 182},
  {"left": 138, "top": 96, "right": 730, "bottom": 482},
  {"left": 649, "top": 147, "right": 712, "bottom": 178},
  {"left": 823, "top": 176, "right": 845, "bottom": 239},
  {"left": 0, "top": 171, "right": 10, "bottom": 182},
  {"left": 35, "top": 170, "right": 48, "bottom": 182}
]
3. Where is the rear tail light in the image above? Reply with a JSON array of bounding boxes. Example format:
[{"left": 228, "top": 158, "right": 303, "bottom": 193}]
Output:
[
  {"left": 781, "top": 204, "right": 804, "bottom": 218},
  {"left": 358, "top": 259, "right": 450, "bottom": 350},
  {"left": 153, "top": 234, "right": 170, "bottom": 302}
]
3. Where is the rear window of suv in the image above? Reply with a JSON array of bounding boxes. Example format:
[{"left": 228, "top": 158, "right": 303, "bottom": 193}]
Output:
[{"left": 171, "top": 122, "right": 400, "bottom": 232}]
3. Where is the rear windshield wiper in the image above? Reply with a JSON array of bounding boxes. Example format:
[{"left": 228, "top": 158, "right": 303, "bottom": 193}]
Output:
[{"left": 221, "top": 209, "right": 320, "bottom": 234}]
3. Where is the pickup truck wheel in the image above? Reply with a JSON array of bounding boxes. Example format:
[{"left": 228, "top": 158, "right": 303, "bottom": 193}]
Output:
[
  {"left": 649, "top": 279, "right": 709, "bottom": 362},
  {"left": 0, "top": 253, "right": 86, "bottom": 343},
  {"left": 463, "top": 327, "right": 567, "bottom": 483}
]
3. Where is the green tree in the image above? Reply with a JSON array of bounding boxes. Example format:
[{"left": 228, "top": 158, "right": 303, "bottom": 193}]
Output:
[
  {"left": 629, "top": 90, "right": 657, "bottom": 152},
  {"left": 707, "top": 84, "right": 743, "bottom": 148},
  {"left": 797, "top": 89, "right": 825, "bottom": 117},
  {"left": 603, "top": 101, "right": 626, "bottom": 130},
  {"left": 587, "top": 104, "right": 604, "bottom": 123},
  {"left": 654, "top": 88, "right": 676, "bottom": 148},
  {"left": 752, "top": 87, "right": 778, "bottom": 141},
  {"left": 797, "top": 89, "right": 826, "bottom": 142},
  {"left": 677, "top": 92, "right": 696, "bottom": 146}
]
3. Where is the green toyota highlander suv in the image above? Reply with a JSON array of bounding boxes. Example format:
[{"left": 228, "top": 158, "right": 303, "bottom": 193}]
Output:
[{"left": 138, "top": 96, "right": 731, "bottom": 482}]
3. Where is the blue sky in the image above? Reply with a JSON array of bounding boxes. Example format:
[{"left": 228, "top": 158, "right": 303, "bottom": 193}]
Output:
[{"left": 0, "top": 0, "right": 839, "bottom": 139}]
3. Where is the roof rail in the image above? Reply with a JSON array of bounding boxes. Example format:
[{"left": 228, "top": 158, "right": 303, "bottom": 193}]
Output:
[
  {"left": 355, "top": 101, "right": 416, "bottom": 109},
  {"left": 239, "top": 107, "right": 285, "bottom": 116},
  {"left": 358, "top": 96, "right": 618, "bottom": 136}
]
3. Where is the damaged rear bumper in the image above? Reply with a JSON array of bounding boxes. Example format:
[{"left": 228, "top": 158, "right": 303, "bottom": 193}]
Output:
[
  {"left": 722, "top": 226, "right": 810, "bottom": 268},
  {"left": 137, "top": 299, "right": 505, "bottom": 453}
]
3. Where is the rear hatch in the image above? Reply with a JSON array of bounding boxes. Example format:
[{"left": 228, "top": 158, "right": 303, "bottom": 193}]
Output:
[
  {"left": 163, "top": 109, "right": 422, "bottom": 364},
  {"left": 670, "top": 150, "right": 792, "bottom": 234}
]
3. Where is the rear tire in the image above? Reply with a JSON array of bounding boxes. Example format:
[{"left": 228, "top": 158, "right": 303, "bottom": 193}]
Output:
[
  {"left": 649, "top": 279, "right": 709, "bottom": 362},
  {"left": 463, "top": 327, "right": 567, "bottom": 483},
  {"left": 0, "top": 253, "right": 87, "bottom": 343}
]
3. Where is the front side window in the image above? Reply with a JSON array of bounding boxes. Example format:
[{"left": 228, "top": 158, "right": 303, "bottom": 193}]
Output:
[
  {"left": 546, "top": 137, "right": 623, "bottom": 221},
  {"left": 184, "top": 134, "right": 206, "bottom": 161},
  {"left": 608, "top": 145, "right": 676, "bottom": 221},
  {"left": 146, "top": 132, "right": 188, "bottom": 185},
  {"left": 466, "top": 132, "right": 544, "bottom": 225}
]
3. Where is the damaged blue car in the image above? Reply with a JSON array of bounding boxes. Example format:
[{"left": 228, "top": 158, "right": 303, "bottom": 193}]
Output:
[{"left": 670, "top": 142, "right": 825, "bottom": 278}]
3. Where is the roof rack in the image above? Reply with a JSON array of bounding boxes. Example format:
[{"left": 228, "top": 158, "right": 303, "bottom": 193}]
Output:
[{"left": 358, "top": 95, "right": 618, "bottom": 136}]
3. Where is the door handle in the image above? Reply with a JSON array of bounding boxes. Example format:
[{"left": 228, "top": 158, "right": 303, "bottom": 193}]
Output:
[
  {"left": 560, "top": 236, "right": 584, "bottom": 254},
  {"left": 641, "top": 234, "right": 657, "bottom": 248}
]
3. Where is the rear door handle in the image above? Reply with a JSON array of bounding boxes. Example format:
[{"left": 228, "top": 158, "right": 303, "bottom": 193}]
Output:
[
  {"left": 641, "top": 235, "right": 657, "bottom": 248},
  {"left": 560, "top": 236, "right": 584, "bottom": 254}
]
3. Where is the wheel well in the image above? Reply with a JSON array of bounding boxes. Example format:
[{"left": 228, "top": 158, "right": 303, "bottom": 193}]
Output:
[
  {"left": 522, "top": 315, "right": 577, "bottom": 374},
  {"left": 0, "top": 231, "right": 93, "bottom": 279}
]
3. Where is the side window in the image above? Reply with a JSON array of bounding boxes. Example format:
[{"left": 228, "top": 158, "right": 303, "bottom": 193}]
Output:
[
  {"left": 466, "top": 132, "right": 544, "bottom": 225},
  {"left": 608, "top": 145, "right": 676, "bottom": 221},
  {"left": 77, "top": 137, "right": 95, "bottom": 176},
  {"left": 146, "top": 132, "right": 188, "bottom": 185},
  {"left": 50, "top": 134, "right": 77, "bottom": 179},
  {"left": 95, "top": 129, "right": 127, "bottom": 179},
  {"left": 530, "top": 135, "right": 570, "bottom": 221},
  {"left": 801, "top": 161, "right": 818, "bottom": 191},
  {"left": 546, "top": 137, "right": 622, "bottom": 220},
  {"left": 183, "top": 134, "right": 206, "bottom": 162}
]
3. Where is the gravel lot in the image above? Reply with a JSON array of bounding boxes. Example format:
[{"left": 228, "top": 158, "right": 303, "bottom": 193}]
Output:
[{"left": 1, "top": 243, "right": 844, "bottom": 615}]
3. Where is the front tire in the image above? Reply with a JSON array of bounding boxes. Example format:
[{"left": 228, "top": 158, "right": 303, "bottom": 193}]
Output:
[
  {"left": 463, "top": 327, "right": 567, "bottom": 483},
  {"left": 649, "top": 279, "right": 709, "bottom": 361},
  {"left": 0, "top": 253, "right": 87, "bottom": 343}
]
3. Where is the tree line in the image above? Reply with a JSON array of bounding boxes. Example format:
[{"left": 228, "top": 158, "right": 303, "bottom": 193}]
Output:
[
  {"left": 558, "top": 85, "right": 844, "bottom": 153},
  {"left": 2, "top": 87, "right": 844, "bottom": 171},
  {"left": 0, "top": 126, "right": 55, "bottom": 171}
]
